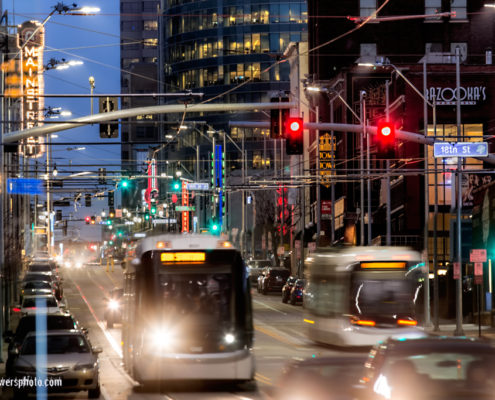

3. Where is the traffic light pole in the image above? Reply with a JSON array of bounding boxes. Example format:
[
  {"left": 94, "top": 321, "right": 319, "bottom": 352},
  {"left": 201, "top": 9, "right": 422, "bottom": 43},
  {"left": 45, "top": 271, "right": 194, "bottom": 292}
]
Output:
[
  {"left": 385, "top": 81, "right": 391, "bottom": 246},
  {"left": 359, "top": 91, "right": 366, "bottom": 245}
]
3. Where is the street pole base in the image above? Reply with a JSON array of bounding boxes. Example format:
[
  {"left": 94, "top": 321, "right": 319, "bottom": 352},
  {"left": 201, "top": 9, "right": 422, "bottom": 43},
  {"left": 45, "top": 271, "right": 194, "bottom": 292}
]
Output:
[{"left": 453, "top": 328, "right": 465, "bottom": 337}]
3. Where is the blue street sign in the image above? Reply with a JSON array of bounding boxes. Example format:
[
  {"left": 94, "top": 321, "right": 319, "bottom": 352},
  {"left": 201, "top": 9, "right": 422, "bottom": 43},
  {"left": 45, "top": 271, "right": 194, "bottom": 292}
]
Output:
[
  {"left": 186, "top": 182, "right": 209, "bottom": 191},
  {"left": 7, "top": 178, "right": 44, "bottom": 195},
  {"left": 433, "top": 142, "right": 488, "bottom": 158}
]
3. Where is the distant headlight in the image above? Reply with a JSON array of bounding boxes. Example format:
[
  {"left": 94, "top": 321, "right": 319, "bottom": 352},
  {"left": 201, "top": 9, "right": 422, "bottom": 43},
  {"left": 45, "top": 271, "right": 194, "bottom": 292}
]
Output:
[
  {"left": 75, "top": 262, "right": 83, "bottom": 269},
  {"left": 74, "top": 362, "right": 95, "bottom": 371},
  {"left": 224, "top": 333, "right": 235, "bottom": 344},
  {"left": 108, "top": 299, "right": 120, "bottom": 310}
]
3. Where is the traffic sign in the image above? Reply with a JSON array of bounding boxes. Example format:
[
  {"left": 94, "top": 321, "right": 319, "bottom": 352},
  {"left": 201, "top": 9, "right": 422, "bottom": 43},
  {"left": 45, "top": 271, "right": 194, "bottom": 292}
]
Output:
[
  {"left": 470, "top": 249, "right": 487, "bottom": 263},
  {"left": 453, "top": 262, "right": 460, "bottom": 280},
  {"left": 433, "top": 142, "right": 488, "bottom": 158},
  {"left": 153, "top": 218, "right": 177, "bottom": 225},
  {"left": 186, "top": 182, "right": 209, "bottom": 191},
  {"left": 474, "top": 262, "right": 483, "bottom": 276},
  {"left": 175, "top": 205, "right": 195, "bottom": 212},
  {"left": 7, "top": 178, "right": 44, "bottom": 195}
]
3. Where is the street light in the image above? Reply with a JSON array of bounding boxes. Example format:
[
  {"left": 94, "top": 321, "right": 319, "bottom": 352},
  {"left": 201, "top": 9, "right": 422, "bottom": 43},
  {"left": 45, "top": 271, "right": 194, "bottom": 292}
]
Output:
[
  {"left": 89, "top": 76, "right": 95, "bottom": 116},
  {"left": 44, "top": 57, "right": 83, "bottom": 71},
  {"left": 44, "top": 106, "right": 72, "bottom": 118}
]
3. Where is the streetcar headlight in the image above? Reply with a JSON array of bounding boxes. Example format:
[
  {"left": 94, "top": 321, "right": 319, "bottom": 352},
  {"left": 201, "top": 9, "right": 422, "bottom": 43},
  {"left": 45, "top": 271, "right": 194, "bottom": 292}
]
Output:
[
  {"left": 108, "top": 299, "right": 120, "bottom": 310},
  {"left": 151, "top": 327, "right": 175, "bottom": 350},
  {"left": 224, "top": 333, "right": 235, "bottom": 344}
]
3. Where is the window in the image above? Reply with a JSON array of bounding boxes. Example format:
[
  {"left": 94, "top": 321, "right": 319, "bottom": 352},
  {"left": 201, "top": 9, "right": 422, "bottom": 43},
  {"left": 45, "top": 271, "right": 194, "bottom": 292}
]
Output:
[
  {"left": 144, "top": 20, "right": 158, "bottom": 30},
  {"left": 360, "top": 0, "right": 376, "bottom": 17},
  {"left": 143, "top": 38, "right": 158, "bottom": 48},
  {"left": 451, "top": 0, "right": 467, "bottom": 20},
  {"left": 425, "top": 0, "right": 441, "bottom": 16},
  {"left": 122, "top": 58, "right": 140, "bottom": 68},
  {"left": 122, "top": 21, "right": 140, "bottom": 31},
  {"left": 143, "top": 1, "right": 157, "bottom": 12}
]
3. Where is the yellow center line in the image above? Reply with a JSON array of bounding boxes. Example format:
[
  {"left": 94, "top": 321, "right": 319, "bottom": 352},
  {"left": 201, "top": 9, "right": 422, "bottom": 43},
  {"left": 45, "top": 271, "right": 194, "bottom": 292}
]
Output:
[{"left": 254, "top": 324, "right": 300, "bottom": 347}]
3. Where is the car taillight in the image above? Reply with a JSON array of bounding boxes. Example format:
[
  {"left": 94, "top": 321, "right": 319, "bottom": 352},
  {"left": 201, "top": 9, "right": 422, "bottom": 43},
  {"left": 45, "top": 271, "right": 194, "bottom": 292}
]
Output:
[
  {"left": 397, "top": 319, "right": 417, "bottom": 326},
  {"left": 350, "top": 316, "right": 376, "bottom": 327},
  {"left": 12, "top": 307, "right": 21, "bottom": 312}
]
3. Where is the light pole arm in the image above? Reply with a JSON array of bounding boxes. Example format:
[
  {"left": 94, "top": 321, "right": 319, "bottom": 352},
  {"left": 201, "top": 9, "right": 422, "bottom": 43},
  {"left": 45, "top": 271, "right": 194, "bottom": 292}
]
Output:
[{"left": 390, "top": 64, "right": 434, "bottom": 108}]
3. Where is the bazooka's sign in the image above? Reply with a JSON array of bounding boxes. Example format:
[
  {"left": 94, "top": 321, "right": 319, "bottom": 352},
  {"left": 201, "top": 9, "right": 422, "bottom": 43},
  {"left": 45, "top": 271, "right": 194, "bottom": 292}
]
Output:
[
  {"left": 426, "top": 85, "right": 487, "bottom": 106},
  {"left": 17, "top": 20, "right": 45, "bottom": 157}
]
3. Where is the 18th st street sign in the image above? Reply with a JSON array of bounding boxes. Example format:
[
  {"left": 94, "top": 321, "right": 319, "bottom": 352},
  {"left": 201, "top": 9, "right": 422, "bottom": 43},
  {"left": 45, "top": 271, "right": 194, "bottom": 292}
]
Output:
[{"left": 433, "top": 142, "right": 488, "bottom": 158}]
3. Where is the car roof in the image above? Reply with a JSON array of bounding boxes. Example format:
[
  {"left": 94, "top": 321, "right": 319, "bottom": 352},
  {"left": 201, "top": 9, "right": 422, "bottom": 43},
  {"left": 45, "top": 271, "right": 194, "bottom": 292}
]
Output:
[
  {"left": 19, "top": 311, "right": 72, "bottom": 319},
  {"left": 384, "top": 336, "right": 495, "bottom": 351},
  {"left": 24, "top": 329, "right": 83, "bottom": 338},
  {"left": 23, "top": 294, "right": 56, "bottom": 299}
]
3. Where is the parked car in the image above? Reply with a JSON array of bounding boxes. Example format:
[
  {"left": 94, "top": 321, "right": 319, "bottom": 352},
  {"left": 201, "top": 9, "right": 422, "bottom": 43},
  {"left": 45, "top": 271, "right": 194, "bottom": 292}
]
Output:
[
  {"left": 360, "top": 336, "right": 495, "bottom": 400},
  {"left": 281, "top": 276, "right": 297, "bottom": 303},
  {"left": 260, "top": 268, "right": 291, "bottom": 294},
  {"left": 23, "top": 272, "right": 63, "bottom": 301},
  {"left": 19, "top": 280, "right": 55, "bottom": 303},
  {"left": 13, "top": 330, "right": 101, "bottom": 398},
  {"left": 104, "top": 287, "right": 124, "bottom": 328},
  {"left": 4, "top": 311, "right": 84, "bottom": 377},
  {"left": 289, "top": 278, "right": 306, "bottom": 305},
  {"left": 269, "top": 354, "right": 367, "bottom": 400},
  {"left": 247, "top": 259, "right": 272, "bottom": 283}
]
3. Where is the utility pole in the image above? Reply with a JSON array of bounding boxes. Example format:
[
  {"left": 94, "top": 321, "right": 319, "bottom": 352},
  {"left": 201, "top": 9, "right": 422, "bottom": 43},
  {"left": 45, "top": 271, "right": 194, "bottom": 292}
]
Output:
[
  {"left": 454, "top": 46, "right": 464, "bottom": 336},
  {"left": 359, "top": 91, "right": 366, "bottom": 245},
  {"left": 385, "top": 80, "right": 391, "bottom": 245}
]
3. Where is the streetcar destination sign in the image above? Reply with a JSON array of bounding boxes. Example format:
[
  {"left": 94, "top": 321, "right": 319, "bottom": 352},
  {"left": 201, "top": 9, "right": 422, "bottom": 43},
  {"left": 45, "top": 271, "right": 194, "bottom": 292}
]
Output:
[{"left": 433, "top": 142, "right": 488, "bottom": 158}]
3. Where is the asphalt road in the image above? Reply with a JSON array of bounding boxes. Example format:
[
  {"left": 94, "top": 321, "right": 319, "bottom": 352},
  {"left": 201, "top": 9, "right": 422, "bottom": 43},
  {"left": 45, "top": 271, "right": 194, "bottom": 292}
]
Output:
[{"left": 2, "top": 263, "right": 366, "bottom": 399}]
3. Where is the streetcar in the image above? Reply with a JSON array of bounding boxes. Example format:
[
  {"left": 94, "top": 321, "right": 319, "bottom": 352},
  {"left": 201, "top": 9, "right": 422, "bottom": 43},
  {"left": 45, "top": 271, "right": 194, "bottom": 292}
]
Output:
[
  {"left": 122, "top": 234, "right": 254, "bottom": 383},
  {"left": 303, "top": 246, "right": 426, "bottom": 347}
]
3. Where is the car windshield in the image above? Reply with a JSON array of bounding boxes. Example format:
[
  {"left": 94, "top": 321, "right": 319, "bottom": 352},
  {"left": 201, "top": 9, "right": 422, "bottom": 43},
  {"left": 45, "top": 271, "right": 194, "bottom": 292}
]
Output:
[
  {"left": 351, "top": 278, "right": 418, "bottom": 317},
  {"left": 22, "top": 297, "right": 57, "bottom": 308},
  {"left": 24, "top": 274, "right": 54, "bottom": 282},
  {"left": 28, "top": 265, "right": 52, "bottom": 273},
  {"left": 380, "top": 347, "right": 495, "bottom": 396},
  {"left": 159, "top": 272, "right": 233, "bottom": 331},
  {"left": 23, "top": 281, "right": 51, "bottom": 290},
  {"left": 270, "top": 270, "right": 290, "bottom": 278},
  {"left": 15, "top": 316, "right": 76, "bottom": 341},
  {"left": 21, "top": 334, "right": 90, "bottom": 355}
]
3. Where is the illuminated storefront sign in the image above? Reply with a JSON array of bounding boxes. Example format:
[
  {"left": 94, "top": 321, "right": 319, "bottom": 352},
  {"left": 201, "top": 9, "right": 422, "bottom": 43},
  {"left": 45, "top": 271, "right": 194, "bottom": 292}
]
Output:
[
  {"left": 17, "top": 20, "right": 45, "bottom": 157},
  {"left": 426, "top": 85, "right": 487, "bottom": 105}
]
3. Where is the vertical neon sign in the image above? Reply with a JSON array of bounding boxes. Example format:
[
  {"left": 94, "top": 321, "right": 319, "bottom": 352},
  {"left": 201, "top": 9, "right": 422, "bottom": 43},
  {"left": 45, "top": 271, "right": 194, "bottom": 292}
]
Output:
[{"left": 17, "top": 20, "right": 45, "bottom": 157}]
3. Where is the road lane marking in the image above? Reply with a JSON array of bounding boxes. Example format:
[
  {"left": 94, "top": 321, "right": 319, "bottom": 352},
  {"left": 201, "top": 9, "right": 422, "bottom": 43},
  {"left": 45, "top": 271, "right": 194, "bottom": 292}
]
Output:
[
  {"left": 253, "top": 299, "right": 287, "bottom": 315},
  {"left": 72, "top": 282, "right": 123, "bottom": 358}
]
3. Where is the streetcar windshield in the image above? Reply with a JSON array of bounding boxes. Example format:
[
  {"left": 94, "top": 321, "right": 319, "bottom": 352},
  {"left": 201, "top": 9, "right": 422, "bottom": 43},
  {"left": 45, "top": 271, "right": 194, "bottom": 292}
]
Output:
[
  {"left": 158, "top": 271, "right": 233, "bottom": 330},
  {"left": 351, "top": 278, "right": 418, "bottom": 317}
]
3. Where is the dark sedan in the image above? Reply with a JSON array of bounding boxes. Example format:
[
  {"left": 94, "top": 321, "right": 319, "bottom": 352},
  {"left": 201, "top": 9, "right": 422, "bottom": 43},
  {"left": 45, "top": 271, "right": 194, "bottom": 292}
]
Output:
[{"left": 360, "top": 336, "right": 495, "bottom": 400}]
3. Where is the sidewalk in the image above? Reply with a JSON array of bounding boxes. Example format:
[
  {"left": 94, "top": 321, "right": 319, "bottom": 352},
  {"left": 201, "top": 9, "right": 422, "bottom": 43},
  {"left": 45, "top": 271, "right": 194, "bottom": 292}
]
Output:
[{"left": 426, "top": 322, "right": 495, "bottom": 340}]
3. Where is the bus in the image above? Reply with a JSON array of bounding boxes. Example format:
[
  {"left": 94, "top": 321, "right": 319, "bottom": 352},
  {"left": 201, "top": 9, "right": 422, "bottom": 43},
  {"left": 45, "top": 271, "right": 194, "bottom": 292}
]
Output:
[
  {"left": 122, "top": 234, "right": 254, "bottom": 383},
  {"left": 303, "top": 246, "right": 426, "bottom": 347}
]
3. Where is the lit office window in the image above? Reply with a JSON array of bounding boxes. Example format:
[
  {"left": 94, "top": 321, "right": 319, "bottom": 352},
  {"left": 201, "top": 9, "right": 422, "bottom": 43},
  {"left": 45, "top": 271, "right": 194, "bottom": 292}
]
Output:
[
  {"left": 144, "top": 20, "right": 158, "bottom": 30},
  {"left": 144, "top": 38, "right": 158, "bottom": 48},
  {"left": 360, "top": 0, "right": 376, "bottom": 17}
]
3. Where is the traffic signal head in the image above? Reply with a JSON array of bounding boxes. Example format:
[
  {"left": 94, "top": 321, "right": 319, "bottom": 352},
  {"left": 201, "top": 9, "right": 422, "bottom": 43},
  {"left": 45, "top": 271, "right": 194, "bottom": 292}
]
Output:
[
  {"left": 109, "top": 208, "right": 115, "bottom": 219},
  {"left": 172, "top": 180, "right": 181, "bottom": 191},
  {"left": 210, "top": 221, "right": 220, "bottom": 234},
  {"left": 285, "top": 117, "right": 304, "bottom": 155},
  {"left": 376, "top": 119, "right": 396, "bottom": 159},
  {"left": 85, "top": 216, "right": 91, "bottom": 225},
  {"left": 144, "top": 213, "right": 150, "bottom": 221},
  {"left": 90, "top": 216, "right": 96, "bottom": 225},
  {"left": 121, "top": 179, "right": 129, "bottom": 189},
  {"left": 150, "top": 205, "right": 157, "bottom": 215}
]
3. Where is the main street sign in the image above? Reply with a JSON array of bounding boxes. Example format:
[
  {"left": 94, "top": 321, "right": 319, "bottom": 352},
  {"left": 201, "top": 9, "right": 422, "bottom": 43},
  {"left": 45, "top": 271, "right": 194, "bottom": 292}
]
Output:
[
  {"left": 175, "top": 205, "right": 195, "bottom": 212},
  {"left": 7, "top": 178, "right": 44, "bottom": 195},
  {"left": 433, "top": 142, "right": 488, "bottom": 158}
]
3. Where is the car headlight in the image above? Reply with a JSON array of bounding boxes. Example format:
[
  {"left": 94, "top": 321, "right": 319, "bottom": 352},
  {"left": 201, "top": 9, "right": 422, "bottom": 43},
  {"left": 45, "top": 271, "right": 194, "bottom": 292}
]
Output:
[
  {"left": 108, "top": 299, "right": 120, "bottom": 310},
  {"left": 74, "top": 363, "right": 96, "bottom": 371},
  {"left": 75, "top": 262, "right": 82, "bottom": 269}
]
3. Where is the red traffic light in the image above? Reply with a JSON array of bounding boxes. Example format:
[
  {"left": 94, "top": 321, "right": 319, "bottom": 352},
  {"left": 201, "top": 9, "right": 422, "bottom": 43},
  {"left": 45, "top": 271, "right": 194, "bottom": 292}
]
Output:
[
  {"left": 85, "top": 216, "right": 91, "bottom": 224},
  {"left": 286, "top": 117, "right": 303, "bottom": 135},
  {"left": 377, "top": 120, "right": 395, "bottom": 140},
  {"left": 375, "top": 119, "right": 396, "bottom": 159},
  {"left": 285, "top": 117, "right": 304, "bottom": 155}
]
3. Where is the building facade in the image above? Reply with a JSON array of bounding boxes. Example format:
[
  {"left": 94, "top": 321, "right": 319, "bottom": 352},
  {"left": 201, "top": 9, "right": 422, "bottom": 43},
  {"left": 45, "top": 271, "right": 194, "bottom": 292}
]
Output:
[{"left": 307, "top": 0, "right": 495, "bottom": 318}]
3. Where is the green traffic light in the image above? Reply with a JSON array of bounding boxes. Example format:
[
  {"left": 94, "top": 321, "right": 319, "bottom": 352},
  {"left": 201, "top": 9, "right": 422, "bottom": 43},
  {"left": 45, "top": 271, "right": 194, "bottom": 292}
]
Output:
[
  {"left": 151, "top": 206, "right": 157, "bottom": 215},
  {"left": 109, "top": 240, "right": 114, "bottom": 245},
  {"left": 121, "top": 179, "right": 129, "bottom": 188},
  {"left": 211, "top": 223, "right": 219, "bottom": 232},
  {"left": 144, "top": 214, "right": 150, "bottom": 220},
  {"left": 172, "top": 181, "right": 180, "bottom": 191},
  {"left": 117, "top": 231, "right": 123, "bottom": 237}
]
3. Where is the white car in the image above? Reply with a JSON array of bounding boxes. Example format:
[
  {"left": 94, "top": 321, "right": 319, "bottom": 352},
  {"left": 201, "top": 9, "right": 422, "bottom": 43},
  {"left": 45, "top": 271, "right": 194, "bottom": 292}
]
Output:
[
  {"left": 19, "top": 294, "right": 61, "bottom": 315},
  {"left": 13, "top": 330, "right": 101, "bottom": 398}
]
